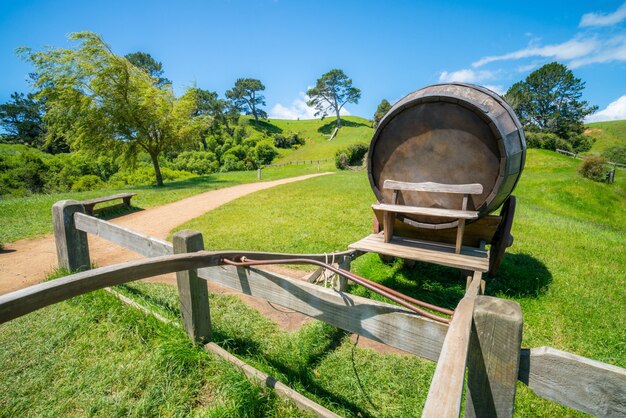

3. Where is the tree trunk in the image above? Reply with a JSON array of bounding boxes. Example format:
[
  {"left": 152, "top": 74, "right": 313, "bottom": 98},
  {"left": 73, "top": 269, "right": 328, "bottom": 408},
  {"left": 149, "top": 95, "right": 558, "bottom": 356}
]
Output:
[
  {"left": 149, "top": 152, "right": 164, "bottom": 187},
  {"left": 200, "top": 136, "right": 208, "bottom": 150},
  {"left": 335, "top": 107, "right": 341, "bottom": 128}
]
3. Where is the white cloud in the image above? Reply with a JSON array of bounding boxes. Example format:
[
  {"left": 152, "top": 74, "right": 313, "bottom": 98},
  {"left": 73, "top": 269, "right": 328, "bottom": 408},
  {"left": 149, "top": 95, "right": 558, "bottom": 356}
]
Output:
[
  {"left": 438, "top": 69, "right": 494, "bottom": 83},
  {"left": 569, "top": 35, "right": 626, "bottom": 68},
  {"left": 580, "top": 2, "right": 626, "bottom": 27},
  {"left": 586, "top": 94, "right": 626, "bottom": 122},
  {"left": 472, "top": 38, "right": 599, "bottom": 68},
  {"left": 269, "top": 92, "right": 350, "bottom": 120},
  {"left": 483, "top": 85, "right": 505, "bottom": 95}
]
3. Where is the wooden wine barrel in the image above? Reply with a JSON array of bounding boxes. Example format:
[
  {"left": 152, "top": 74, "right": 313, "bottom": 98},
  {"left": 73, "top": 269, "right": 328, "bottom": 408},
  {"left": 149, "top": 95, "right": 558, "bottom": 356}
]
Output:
[{"left": 368, "top": 83, "right": 526, "bottom": 229}]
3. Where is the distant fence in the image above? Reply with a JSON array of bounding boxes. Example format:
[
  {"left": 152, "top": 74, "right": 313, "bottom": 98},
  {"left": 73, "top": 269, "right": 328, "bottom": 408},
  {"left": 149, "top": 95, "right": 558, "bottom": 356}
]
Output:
[
  {"left": 556, "top": 149, "right": 626, "bottom": 168},
  {"left": 265, "top": 158, "right": 333, "bottom": 168}
]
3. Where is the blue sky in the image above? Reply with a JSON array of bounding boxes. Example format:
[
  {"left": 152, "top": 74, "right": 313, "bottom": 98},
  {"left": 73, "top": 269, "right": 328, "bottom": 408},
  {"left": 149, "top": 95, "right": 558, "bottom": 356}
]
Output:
[{"left": 1, "top": 0, "right": 626, "bottom": 122}]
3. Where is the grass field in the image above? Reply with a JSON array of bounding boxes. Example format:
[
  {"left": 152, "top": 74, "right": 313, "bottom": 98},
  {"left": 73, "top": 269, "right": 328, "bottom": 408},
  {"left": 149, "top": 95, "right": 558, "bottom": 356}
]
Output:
[
  {"left": 0, "top": 163, "right": 329, "bottom": 244},
  {"left": 251, "top": 116, "right": 374, "bottom": 163},
  {"left": 585, "top": 119, "right": 626, "bottom": 154},
  {"left": 1, "top": 116, "right": 625, "bottom": 415}
]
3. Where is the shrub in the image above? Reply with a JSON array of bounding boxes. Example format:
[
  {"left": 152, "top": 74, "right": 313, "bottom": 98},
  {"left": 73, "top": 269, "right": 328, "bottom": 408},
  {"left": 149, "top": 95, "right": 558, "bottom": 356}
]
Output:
[
  {"left": 602, "top": 146, "right": 626, "bottom": 165},
  {"left": 569, "top": 134, "right": 595, "bottom": 153},
  {"left": 274, "top": 133, "right": 305, "bottom": 149},
  {"left": 335, "top": 143, "right": 368, "bottom": 169},
  {"left": 253, "top": 141, "right": 278, "bottom": 165},
  {"left": 578, "top": 155, "right": 608, "bottom": 182},
  {"left": 71, "top": 174, "right": 104, "bottom": 191},
  {"left": 220, "top": 154, "right": 245, "bottom": 172},
  {"left": 172, "top": 151, "right": 219, "bottom": 175},
  {"left": 109, "top": 167, "right": 193, "bottom": 186}
]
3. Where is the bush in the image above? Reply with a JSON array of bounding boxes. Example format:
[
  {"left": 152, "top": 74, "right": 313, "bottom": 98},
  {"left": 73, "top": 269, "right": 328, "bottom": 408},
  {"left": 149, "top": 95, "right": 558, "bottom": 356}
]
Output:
[
  {"left": 578, "top": 155, "right": 608, "bottom": 182},
  {"left": 335, "top": 143, "right": 369, "bottom": 169},
  {"left": 602, "top": 146, "right": 626, "bottom": 164},
  {"left": 108, "top": 167, "right": 193, "bottom": 186},
  {"left": 172, "top": 151, "right": 219, "bottom": 175},
  {"left": 71, "top": 174, "right": 104, "bottom": 192},
  {"left": 274, "top": 133, "right": 305, "bottom": 149},
  {"left": 253, "top": 141, "right": 278, "bottom": 165},
  {"left": 220, "top": 154, "right": 246, "bottom": 172}
]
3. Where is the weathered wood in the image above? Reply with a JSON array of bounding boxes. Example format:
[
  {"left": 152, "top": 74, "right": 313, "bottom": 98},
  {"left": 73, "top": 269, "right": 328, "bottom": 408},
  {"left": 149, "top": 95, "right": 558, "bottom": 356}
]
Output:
[
  {"left": 74, "top": 212, "right": 173, "bottom": 257},
  {"left": 52, "top": 200, "right": 91, "bottom": 272},
  {"left": 204, "top": 342, "right": 340, "bottom": 417},
  {"left": 383, "top": 211, "right": 395, "bottom": 243},
  {"left": 336, "top": 255, "right": 351, "bottom": 291},
  {"left": 197, "top": 265, "right": 448, "bottom": 361},
  {"left": 465, "top": 296, "right": 523, "bottom": 418},
  {"left": 384, "top": 180, "right": 483, "bottom": 195},
  {"left": 80, "top": 192, "right": 136, "bottom": 215},
  {"left": 173, "top": 230, "right": 211, "bottom": 344},
  {"left": 0, "top": 251, "right": 223, "bottom": 324},
  {"left": 349, "top": 233, "right": 489, "bottom": 272},
  {"left": 422, "top": 272, "right": 482, "bottom": 418},
  {"left": 373, "top": 203, "right": 479, "bottom": 219},
  {"left": 518, "top": 347, "right": 626, "bottom": 417}
]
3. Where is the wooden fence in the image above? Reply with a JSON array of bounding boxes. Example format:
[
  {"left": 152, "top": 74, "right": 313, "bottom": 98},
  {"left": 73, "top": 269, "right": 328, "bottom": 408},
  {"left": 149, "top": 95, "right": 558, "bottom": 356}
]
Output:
[
  {"left": 0, "top": 199, "right": 624, "bottom": 417},
  {"left": 556, "top": 148, "right": 626, "bottom": 168},
  {"left": 264, "top": 158, "right": 333, "bottom": 168}
]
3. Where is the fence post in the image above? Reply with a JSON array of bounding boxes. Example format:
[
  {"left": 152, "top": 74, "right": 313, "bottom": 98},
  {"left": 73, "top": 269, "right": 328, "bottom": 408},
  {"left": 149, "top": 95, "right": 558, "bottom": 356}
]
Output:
[
  {"left": 337, "top": 255, "right": 351, "bottom": 291},
  {"left": 465, "top": 296, "right": 523, "bottom": 418},
  {"left": 52, "top": 200, "right": 90, "bottom": 272},
  {"left": 173, "top": 230, "right": 212, "bottom": 344}
]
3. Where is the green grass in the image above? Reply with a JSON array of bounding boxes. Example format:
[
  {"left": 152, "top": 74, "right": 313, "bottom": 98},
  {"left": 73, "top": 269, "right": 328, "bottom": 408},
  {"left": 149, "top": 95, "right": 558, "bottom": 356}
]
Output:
[
  {"left": 585, "top": 119, "right": 626, "bottom": 154},
  {"left": 0, "top": 163, "right": 329, "bottom": 244},
  {"left": 249, "top": 116, "right": 374, "bottom": 162}
]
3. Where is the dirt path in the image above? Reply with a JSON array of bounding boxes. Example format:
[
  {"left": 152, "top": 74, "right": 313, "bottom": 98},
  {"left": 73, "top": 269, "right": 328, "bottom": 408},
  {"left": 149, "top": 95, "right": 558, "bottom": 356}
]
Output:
[{"left": 0, "top": 173, "right": 331, "bottom": 294}]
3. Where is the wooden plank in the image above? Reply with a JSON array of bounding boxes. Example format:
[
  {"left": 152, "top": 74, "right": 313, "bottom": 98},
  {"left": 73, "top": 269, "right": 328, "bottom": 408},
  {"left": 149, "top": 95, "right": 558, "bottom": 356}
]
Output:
[
  {"left": 422, "top": 272, "right": 483, "bottom": 418},
  {"left": 74, "top": 212, "right": 174, "bottom": 257},
  {"left": 80, "top": 192, "right": 137, "bottom": 206},
  {"left": 518, "top": 347, "right": 626, "bottom": 417},
  {"left": 349, "top": 234, "right": 489, "bottom": 272},
  {"left": 197, "top": 265, "right": 448, "bottom": 362},
  {"left": 173, "top": 230, "right": 212, "bottom": 344},
  {"left": 205, "top": 342, "right": 340, "bottom": 418},
  {"left": 52, "top": 200, "right": 91, "bottom": 272},
  {"left": 373, "top": 203, "right": 479, "bottom": 219},
  {"left": 383, "top": 180, "right": 483, "bottom": 195},
  {"left": 465, "top": 296, "right": 523, "bottom": 418},
  {"left": 0, "top": 251, "right": 225, "bottom": 324}
]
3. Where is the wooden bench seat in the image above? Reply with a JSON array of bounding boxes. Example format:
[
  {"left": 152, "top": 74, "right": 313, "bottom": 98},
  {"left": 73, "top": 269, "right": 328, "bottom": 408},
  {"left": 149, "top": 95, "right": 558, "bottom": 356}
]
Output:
[
  {"left": 81, "top": 193, "right": 137, "bottom": 216},
  {"left": 376, "top": 180, "right": 483, "bottom": 254}
]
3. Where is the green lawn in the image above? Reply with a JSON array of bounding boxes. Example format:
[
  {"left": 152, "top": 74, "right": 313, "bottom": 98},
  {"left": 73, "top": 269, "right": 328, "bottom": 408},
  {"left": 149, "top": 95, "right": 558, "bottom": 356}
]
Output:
[
  {"left": 250, "top": 116, "right": 374, "bottom": 163},
  {"left": 0, "top": 163, "right": 330, "bottom": 244},
  {"left": 585, "top": 119, "right": 626, "bottom": 154}
]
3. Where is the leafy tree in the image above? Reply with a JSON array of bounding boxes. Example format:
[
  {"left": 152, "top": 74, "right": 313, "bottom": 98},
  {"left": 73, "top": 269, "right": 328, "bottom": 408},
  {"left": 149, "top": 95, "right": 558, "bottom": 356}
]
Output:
[
  {"left": 20, "top": 32, "right": 201, "bottom": 186},
  {"left": 125, "top": 51, "right": 171, "bottom": 87},
  {"left": 306, "top": 69, "right": 361, "bottom": 129},
  {"left": 226, "top": 78, "right": 267, "bottom": 122},
  {"left": 0, "top": 92, "right": 45, "bottom": 147},
  {"left": 373, "top": 99, "right": 392, "bottom": 127},
  {"left": 504, "top": 62, "right": 597, "bottom": 139},
  {"left": 189, "top": 88, "right": 239, "bottom": 149}
]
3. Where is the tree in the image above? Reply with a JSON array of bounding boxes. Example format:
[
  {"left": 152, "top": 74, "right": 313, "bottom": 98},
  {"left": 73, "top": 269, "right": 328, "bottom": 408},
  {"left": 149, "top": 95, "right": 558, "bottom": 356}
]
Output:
[
  {"left": 189, "top": 88, "right": 239, "bottom": 149},
  {"left": 504, "top": 62, "right": 597, "bottom": 139},
  {"left": 0, "top": 92, "right": 45, "bottom": 147},
  {"left": 20, "top": 32, "right": 200, "bottom": 186},
  {"left": 306, "top": 69, "right": 360, "bottom": 129},
  {"left": 373, "top": 99, "right": 392, "bottom": 127},
  {"left": 125, "top": 51, "right": 171, "bottom": 87},
  {"left": 226, "top": 78, "right": 267, "bottom": 122}
]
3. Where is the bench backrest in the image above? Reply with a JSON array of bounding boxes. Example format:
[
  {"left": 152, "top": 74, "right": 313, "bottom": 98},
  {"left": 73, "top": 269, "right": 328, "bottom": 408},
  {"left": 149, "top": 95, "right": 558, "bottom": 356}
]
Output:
[{"left": 383, "top": 180, "right": 483, "bottom": 195}]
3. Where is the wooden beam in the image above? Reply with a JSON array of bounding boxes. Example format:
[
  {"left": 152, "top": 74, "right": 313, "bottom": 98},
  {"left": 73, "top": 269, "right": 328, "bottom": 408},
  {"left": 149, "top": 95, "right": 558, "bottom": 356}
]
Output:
[
  {"left": 465, "top": 296, "right": 523, "bottom": 418},
  {"left": 372, "top": 203, "right": 479, "bottom": 219},
  {"left": 422, "top": 272, "right": 483, "bottom": 418},
  {"left": 383, "top": 180, "right": 483, "bottom": 195},
  {"left": 52, "top": 200, "right": 91, "bottom": 272},
  {"left": 74, "top": 212, "right": 173, "bottom": 257},
  {"left": 173, "top": 230, "right": 212, "bottom": 344},
  {"left": 519, "top": 347, "right": 626, "bottom": 417},
  {"left": 197, "top": 265, "right": 448, "bottom": 361}
]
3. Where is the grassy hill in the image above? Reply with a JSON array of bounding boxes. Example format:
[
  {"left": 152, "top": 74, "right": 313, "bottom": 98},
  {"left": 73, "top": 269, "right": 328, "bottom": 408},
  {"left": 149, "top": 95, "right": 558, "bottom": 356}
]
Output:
[
  {"left": 585, "top": 119, "right": 626, "bottom": 154},
  {"left": 248, "top": 116, "right": 374, "bottom": 162}
]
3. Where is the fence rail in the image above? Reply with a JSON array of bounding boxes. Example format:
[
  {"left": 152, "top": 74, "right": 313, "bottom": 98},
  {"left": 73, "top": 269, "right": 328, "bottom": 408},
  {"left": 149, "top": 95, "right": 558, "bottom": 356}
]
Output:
[
  {"left": 556, "top": 148, "right": 626, "bottom": 167},
  {"left": 264, "top": 158, "right": 332, "bottom": 168},
  {"left": 1, "top": 200, "right": 624, "bottom": 417}
]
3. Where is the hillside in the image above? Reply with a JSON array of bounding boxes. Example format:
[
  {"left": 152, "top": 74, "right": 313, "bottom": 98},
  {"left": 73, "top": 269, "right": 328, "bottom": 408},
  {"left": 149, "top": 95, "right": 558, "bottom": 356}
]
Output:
[
  {"left": 585, "top": 119, "right": 626, "bottom": 154},
  {"left": 248, "top": 116, "right": 374, "bottom": 162}
]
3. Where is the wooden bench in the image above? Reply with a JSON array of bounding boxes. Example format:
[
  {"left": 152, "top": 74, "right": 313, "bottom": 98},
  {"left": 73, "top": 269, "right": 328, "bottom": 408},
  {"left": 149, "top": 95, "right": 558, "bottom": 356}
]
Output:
[
  {"left": 80, "top": 193, "right": 137, "bottom": 216},
  {"left": 372, "top": 180, "right": 483, "bottom": 254}
]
